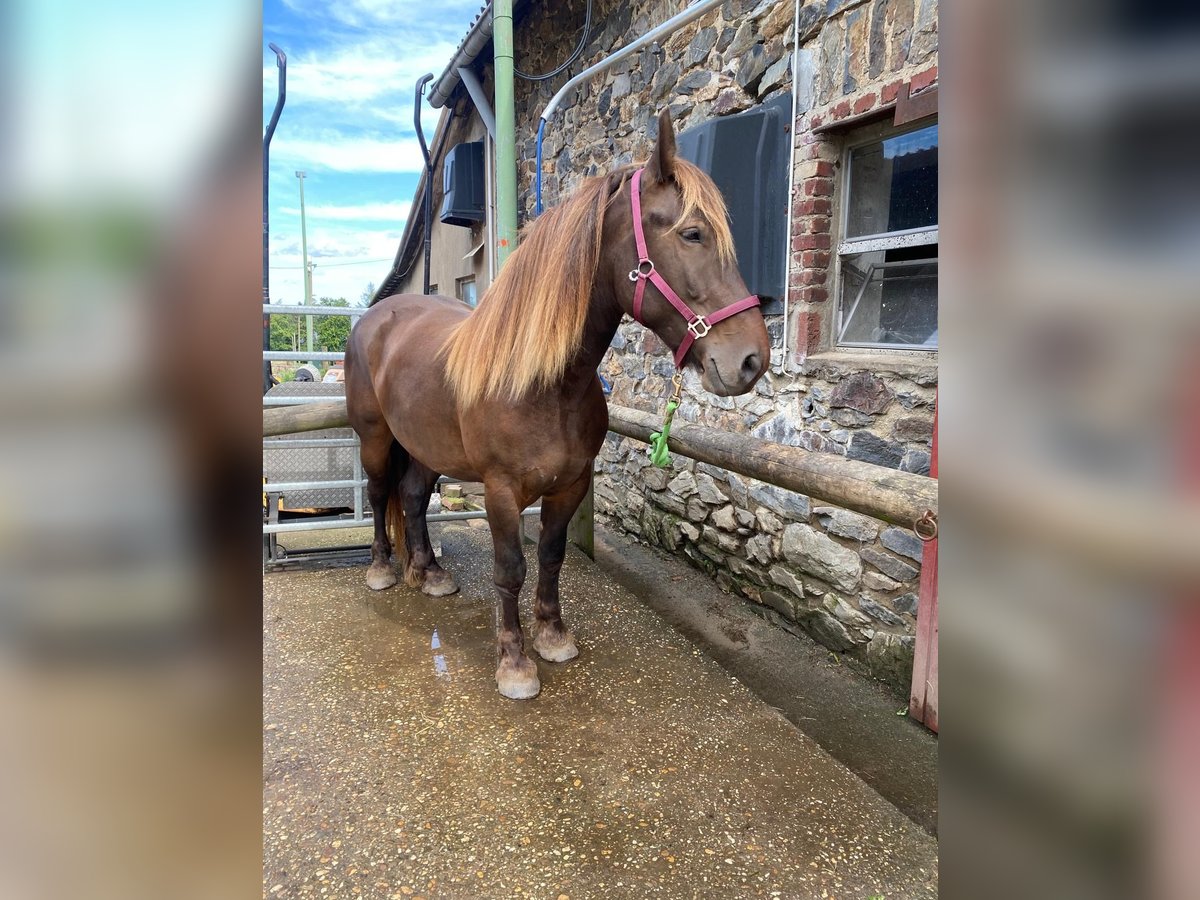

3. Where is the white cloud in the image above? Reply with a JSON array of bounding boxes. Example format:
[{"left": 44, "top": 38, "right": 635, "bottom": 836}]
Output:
[
  {"left": 278, "top": 201, "right": 412, "bottom": 222},
  {"left": 270, "top": 135, "right": 426, "bottom": 173},
  {"left": 263, "top": 37, "right": 460, "bottom": 112},
  {"left": 280, "top": 0, "right": 483, "bottom": 32},
  {"left": 270, "top": 224, "right": 403, "bottom": 267}
]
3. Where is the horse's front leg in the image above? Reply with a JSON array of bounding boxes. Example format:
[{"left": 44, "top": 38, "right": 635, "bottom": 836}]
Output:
[
  {"left": 485, "top": 481, "right": 540, "bottom": 700},
  {"left": 531, "top": 468, "right": 591, "bottom": 663}
]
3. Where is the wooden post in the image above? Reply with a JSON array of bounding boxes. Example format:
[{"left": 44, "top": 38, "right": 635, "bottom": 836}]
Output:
[
  {"left": 909, "top": 398, "right": 938, "bottom": 732},
  {"left": 567, "top": 471, "right": 595, "bottom": 559}
]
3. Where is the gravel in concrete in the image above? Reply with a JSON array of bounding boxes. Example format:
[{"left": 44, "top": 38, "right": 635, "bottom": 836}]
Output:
[
  {"left": 264, "top": 523, "right": 938, "bottom": 898},
  {"left": 592, "top": 528, "right": 939, "bottom": 836}
]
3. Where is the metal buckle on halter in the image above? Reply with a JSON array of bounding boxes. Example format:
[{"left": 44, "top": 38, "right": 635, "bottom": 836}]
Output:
[
  {"left": 629, "top": 258, "right": 655, "bottom": 282},
  {"left": 687, "top": 316, "right": 711, "bottom": 339}
]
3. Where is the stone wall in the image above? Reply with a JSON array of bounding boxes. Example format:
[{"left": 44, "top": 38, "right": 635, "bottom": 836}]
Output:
[{"left": 496, "top": 0, "right": 938, "bottom": 688}]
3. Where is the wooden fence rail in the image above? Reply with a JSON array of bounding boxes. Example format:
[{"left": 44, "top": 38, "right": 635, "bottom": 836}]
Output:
[
  {"left": 262, "top": 400, "right": 938, "bottom": 530},
  {"left": 606, "top": 405, "right": 936, "bottom": 528},
  {"left": 263, "top": 401, "right": 350, "bottom": 437}
]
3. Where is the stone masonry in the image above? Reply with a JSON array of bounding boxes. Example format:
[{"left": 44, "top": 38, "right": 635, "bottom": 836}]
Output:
[{"left": 478, "top": 0, "right": 939, "bottom": 688}]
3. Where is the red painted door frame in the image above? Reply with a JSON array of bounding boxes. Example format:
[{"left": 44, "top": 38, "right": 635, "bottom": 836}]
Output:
[{"left": 909, "top": 399, "right": 938, "bottom": 731}]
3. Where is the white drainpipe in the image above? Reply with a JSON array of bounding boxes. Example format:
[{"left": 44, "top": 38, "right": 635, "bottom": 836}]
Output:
[
  {"left": 538, "top": 0, "right": 728, "bottom": 123},
  {"left": 780, "top": 0, "right": 803, "bottom": 371}
]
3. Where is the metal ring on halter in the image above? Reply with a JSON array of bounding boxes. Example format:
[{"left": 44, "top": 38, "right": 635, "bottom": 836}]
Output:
[
  {"left": 628, "top": 258, "right": 655, "bottom": 282},
  {"left": 686, "top": 316, "right": 711, "bottom": 339}
]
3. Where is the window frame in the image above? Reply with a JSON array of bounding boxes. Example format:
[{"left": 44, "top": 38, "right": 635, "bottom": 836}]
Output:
[
  {"left": 835, "top": 116, "right": 939, "bottom": 352},
  {"left": 456, "top": 275, "right": 477, "bottom": 308}
]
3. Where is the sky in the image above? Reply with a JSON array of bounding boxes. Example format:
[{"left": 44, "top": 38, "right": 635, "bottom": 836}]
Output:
[{"left": 263, "top": 0, "right": 486, "bottom": 306}]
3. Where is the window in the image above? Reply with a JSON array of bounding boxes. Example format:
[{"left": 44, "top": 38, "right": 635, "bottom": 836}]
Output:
[
  {"left": 428, "top": 283, "right": 438, "bottom": 296},
  {"left": 837, "top": 121, "right": 938, "bottom": 350},
  {"left": 456, "top": 275, "right": 478, "bottom": 308}
]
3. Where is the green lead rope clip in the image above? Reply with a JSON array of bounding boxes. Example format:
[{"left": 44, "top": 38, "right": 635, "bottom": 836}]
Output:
[
  {"left": 648, "top": 401, "right": 678, "bottom": 467},
  {"left": 648, "top": 373, "right": 684, "bottom": 468}
]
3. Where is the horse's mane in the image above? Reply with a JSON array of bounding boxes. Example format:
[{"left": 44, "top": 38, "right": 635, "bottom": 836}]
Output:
[{"left": 440, "top": 158, "right": 734, "bottom": 407}]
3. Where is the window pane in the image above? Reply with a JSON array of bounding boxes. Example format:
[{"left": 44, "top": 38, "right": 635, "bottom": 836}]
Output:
[
  {"left": 838, "top": 249, "right": 938, "bottom": 348},
  {"left": 457, "top": 277, "right": 477, "bottom": 308},
  {"left": 846, "top": 124, "right": 938, "bottom": 238}
]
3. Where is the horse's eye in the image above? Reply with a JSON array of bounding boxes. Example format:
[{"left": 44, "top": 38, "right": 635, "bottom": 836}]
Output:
[{"left": 681, "top": 228, "right": 703, "bottom": 244}]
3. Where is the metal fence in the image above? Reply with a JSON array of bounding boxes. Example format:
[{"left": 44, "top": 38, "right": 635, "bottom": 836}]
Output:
[{"left": 262, "top": 303, "right": 538, "bottom": 565}]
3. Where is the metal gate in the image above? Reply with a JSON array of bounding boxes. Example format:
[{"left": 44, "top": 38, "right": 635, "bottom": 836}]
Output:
[{"left": 262, "top": 302, "right": 539, "bottom": 567}]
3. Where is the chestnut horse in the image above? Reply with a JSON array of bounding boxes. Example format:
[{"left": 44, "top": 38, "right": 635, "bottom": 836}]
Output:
[{"left": 345, "top": 112, "right": 769, "bottom": 699}]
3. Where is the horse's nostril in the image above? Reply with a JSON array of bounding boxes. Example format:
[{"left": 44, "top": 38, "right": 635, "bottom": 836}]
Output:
[{"left": 741, "top": 352, "right": 762, "bottom": 378}]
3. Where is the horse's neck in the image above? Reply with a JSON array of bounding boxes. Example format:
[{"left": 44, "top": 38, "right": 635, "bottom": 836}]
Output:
[{"left": 557, "top": 285, "right": 624, "bottom": 398}]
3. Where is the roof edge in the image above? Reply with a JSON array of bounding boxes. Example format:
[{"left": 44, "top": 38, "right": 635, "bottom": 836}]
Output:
[{"left": 428, "top": 4, "right": 495, "bottom": 108}]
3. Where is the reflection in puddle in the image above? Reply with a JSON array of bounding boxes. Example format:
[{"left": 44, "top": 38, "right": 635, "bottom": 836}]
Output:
[{"left": 431, "top": 628, "right": 449, "bottom": 678}]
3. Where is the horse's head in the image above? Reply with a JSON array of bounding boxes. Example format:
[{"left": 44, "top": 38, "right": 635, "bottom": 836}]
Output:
[{"left": 604, "top": 110, "right": 771, "bottom": 396}]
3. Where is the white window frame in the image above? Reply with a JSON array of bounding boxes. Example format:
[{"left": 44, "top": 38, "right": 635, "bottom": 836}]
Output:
[
  {"left": 835, "top": 117, "right": 938, "bottom": 352},
  {"left": 456, "top": 275, "right": 477, "bottom": 308}
]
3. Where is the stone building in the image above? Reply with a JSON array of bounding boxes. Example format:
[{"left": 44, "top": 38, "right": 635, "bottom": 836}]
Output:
[{"left": 379, "top": 0, "right": 939, "bottom": 690}]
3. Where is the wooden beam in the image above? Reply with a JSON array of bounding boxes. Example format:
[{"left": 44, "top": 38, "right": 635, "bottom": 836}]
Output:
[
  {"left": 261, "top": 399, "right": 939, "bottom": 529},
  {"left": 606, "top": 404, "right": 937, "bottom": 528},
  {"left": 263, "top": 401, "right": 349, "bottom": 437},
  {"left": 568, "top": 474, "right": 595, "bottom": 559}
]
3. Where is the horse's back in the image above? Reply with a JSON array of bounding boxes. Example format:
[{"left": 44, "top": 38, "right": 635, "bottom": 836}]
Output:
[
  {"left": 348, "top": 292, "right": 464, "bottom": 377},
  {"left": 356, "top": 293, "right": 466, "bottom": 348},
  {"left": 345, "top": 293, "right": 477, "bottom": 476}
]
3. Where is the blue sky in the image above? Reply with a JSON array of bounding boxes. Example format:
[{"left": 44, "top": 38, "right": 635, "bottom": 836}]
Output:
[{"left": 263, "top": 0, "right": 485, "bottom": 306}]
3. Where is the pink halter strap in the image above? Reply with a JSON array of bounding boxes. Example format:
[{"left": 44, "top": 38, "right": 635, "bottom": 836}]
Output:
[{"left": 628, "top": 167, "right": 760, "bottom": 368}]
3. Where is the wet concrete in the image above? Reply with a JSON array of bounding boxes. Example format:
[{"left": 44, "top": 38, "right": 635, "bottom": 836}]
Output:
[
  {"left": 592, "top": 528, "right": 939, "bottom": 836},
  {"left": 264, "top": 523, "right": 938, "bottom": 898}
]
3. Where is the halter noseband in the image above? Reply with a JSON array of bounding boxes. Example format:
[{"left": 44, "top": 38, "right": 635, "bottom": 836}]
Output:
[{"left": 628, "top": 167, "right": 760, "bottom": 368}]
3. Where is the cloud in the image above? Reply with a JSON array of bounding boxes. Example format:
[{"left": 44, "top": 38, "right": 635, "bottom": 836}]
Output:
[
  {"left": 270, "top": 225, "right": 404, "bottom": 264},
  {"left": 278, "top": 201, "right": 412, "bottom": 222},
  {"left": 264, "top": 39, "right": 459, "bottom": 110},
  {"left": 279, "top": 0, "right": 483, "bottom": 33},
  {"left": 270, "top": 135, "right": 426, "bottom": 173}
]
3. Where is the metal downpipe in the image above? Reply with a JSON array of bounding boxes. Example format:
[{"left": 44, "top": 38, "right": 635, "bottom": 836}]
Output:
[
  {"left": 414, "top": 73, "right": 435, "bottom": 295},
  {"left": 263, "top": 42, "right": 286, "bottom": 394},
  {"left": 493, "top": 0, "right": 519, "bottom": 268}
]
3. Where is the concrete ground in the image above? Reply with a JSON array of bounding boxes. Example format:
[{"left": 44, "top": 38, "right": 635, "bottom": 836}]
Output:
[
  {"left": 592, "top": 528, "right": 939, "bottom": 837},
  {"left": 264, "top": 522, "right": 938, "bottom": 898}
]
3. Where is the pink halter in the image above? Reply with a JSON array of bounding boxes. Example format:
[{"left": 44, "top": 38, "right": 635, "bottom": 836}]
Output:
[{"left": 628, "top": 167, "right": 760, "bottom": 368}]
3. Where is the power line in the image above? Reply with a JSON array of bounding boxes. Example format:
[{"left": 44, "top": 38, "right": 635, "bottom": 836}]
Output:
[{"left": 268, "top": 257, "right": 392, "bottom": 270}]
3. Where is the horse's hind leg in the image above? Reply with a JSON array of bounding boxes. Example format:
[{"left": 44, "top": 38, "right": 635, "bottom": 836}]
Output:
[
  {"left": 399, "top": 459, "right": 459, "bottom": 597},
  {"left": 531, "top": 469, "right": 589, "bottom": 663},
  {"left": 361, "top": 432, "right": 402, "bottom": 591}
]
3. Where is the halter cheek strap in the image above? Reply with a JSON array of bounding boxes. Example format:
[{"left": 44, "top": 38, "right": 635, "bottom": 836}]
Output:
[{"left": 628, "top": 167, "right": 760, "bottom": 368}]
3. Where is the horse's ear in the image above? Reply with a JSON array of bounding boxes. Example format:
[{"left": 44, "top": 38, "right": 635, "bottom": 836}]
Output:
[{"left": 645, "top": 109, "right": 676, "bottom": 184}]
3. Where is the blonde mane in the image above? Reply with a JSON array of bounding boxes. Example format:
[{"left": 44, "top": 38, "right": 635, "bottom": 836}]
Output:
[{"left": 440, "top": 158, "right": 734, "bottom": 407}]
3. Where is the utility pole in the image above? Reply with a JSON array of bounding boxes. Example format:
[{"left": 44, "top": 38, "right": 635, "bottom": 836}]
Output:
[{"left": 296, "top": 170, "right": 313, "bottom": 353}]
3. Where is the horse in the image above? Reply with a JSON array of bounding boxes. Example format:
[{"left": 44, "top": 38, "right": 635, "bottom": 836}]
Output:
[{"left": 344, "top": 110, "right": 770, "bottom": 699}]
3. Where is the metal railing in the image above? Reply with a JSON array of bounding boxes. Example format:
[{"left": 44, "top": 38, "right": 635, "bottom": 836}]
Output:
[{"left": 262, "top": 303, "right": 534, "bottom": 559}]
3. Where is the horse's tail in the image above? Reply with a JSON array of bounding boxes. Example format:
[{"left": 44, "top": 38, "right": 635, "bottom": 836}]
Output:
[{"left": 386, "top": 442, "right": 409, "bottom": 574}]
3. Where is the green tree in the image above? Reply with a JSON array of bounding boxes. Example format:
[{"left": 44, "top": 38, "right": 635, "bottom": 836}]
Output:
[
  {"left": 314, "top": 296, "right": 351, "bottom": 352},
  {"left": 269, "top": 313, "right": 302, "bottom": 351}
]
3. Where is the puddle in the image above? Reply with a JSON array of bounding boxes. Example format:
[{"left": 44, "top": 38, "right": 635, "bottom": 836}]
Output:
[{"left": 430, "top": 628, "right": 449, "bottom": 678}]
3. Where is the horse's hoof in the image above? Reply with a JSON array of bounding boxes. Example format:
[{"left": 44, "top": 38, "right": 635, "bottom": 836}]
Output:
[
  {"left": 533, "top": 625, "right": 579, "bottom": 663},
  {"left": 496, "top": 655, "right": 540, "bottom": 700},
  {"left": 365, "top": 563, "right": 397, "bottom": 591},
  {"left": 420, "top": 568, "right": 459, "bottom": 597}
]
